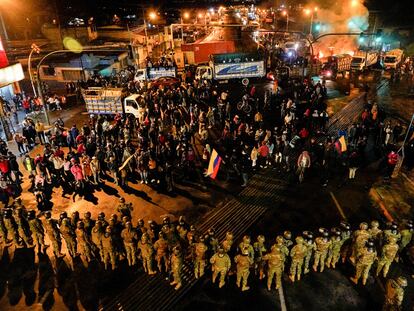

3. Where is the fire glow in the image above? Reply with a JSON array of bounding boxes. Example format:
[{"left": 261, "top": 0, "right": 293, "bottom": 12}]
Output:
[{"left": 313, "top": 0, "right": 369, "bottom": 57}]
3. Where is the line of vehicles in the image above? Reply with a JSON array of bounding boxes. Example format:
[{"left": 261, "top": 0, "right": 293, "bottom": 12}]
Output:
[
  {"left": 320, "top": 49, "right": 404, "bottom": 79},
  {"left": 82, "top": 48, "right": 405, "bottom": 119}
]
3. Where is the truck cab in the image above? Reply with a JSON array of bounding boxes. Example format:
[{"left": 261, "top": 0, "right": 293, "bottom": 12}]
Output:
[
  {"left": 134, "top": 69, "right": 148, "bottom": 82},
  {"left": 124, "top": 94, "right": 145, "bottom": 119},
  {"left": 195, "top": 66, "right": 213, "bottom": 80}
]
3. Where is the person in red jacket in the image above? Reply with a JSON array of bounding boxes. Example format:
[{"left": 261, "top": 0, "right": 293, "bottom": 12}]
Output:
[
  {"left": 0, "top": 156, "right": 11, "bottom": 181},
  {"left": 258, "top": 141, "right": 269, "bottom": 168},
  {"left": 386, "top": 151, "right": 399, "bottom": 178}
]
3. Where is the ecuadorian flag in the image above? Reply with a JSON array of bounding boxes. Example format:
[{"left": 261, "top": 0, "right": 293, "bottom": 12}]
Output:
[{"left": 206, "top": 149, "right": 222, "bottom": 179}]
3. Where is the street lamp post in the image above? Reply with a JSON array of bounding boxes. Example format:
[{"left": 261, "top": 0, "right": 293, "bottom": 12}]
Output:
[
  {"left": 282, "top": 11, "right": 288, "bottom": 32},
  {"left": 304, "top": 7, "right": 318, "bottom": 35},
  {"left": 28, "top": 44, "right": 40, "bottom": 97}
]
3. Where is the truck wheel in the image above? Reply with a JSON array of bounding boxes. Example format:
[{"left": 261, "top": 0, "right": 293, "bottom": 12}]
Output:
[{"left": 242, "top": 78, "right": 249, "bottom": 86}]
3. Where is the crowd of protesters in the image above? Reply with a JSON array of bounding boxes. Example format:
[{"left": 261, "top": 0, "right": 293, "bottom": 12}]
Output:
[{"left": 0, "top": 55, "right": 412, "bottom": 211}]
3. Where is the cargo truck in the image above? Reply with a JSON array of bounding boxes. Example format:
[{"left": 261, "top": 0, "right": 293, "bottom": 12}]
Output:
[
  {"left": 134, "top": 66, "right": 177, "bottom": 82},
  {"left": 320, "top": 54, "right": 353, "bottom": 79},
  {"left": 195, "top": 52, "right": 266, "bottom": 84},
  {"left": 384, "top": 49, "right": 404, "bottom": 70},
  {"left": 350, "top": 51, "right": 378, "bottom": 71},
  {"left": 82, "top": 87, "right": 145, "bottom": 119}
]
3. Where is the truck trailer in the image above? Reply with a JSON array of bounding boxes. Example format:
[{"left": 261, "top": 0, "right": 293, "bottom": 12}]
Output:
[{"left": 195, "top": 52, "right": 266, "bottom": 84}]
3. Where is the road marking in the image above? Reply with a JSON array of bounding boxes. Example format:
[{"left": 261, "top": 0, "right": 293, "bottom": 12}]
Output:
[
  {"left": 369, "top": 189, "right": 394, "bottom": 222},
  {"left": 278, "top": 283, "right": 288, "bottom": 311},
  {"left": 329, "top": 192, "right": 348, "bottom": 221}
]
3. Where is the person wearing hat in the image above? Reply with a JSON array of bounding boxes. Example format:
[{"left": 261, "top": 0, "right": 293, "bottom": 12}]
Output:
[
  {"left": 313, "top": 228, "right": 331, "bottom": 273},
  {"left": 289, "top": 236, "right": 307, "bottom": 282},
  {"left": 350, "top": 239, "right": 377, "bottom": 285},
  {"left": 376, "top": 236, "right": 399, "bottom": 278},
  {"left": 326, "top": 228, "right": 343, "bottom": 269},
  {"left": 154, "top": 232, "right": 169, "bottom": 273},
  {"left": 303, "top": 231, "right": 316, "bottom": 274},
  {"left": 121, "top": 222, "right": 138, "bottom": 267},
  {"left": 138, "top": 233, "right": 156, "bottom": 275},
  {"left": 210, "top": 246, "right": 231, "bottom": 288},
  {"left": 234, "top": 246, "right": 253, "bottom": 291},
  {"left": 170, "top": 246, "right": 183, "bottom": 290},
  {"left": 194, "top": 235, "right": 208, "bottom": 279},
  {"left": 116, "top": 197, "right": 133, "bottom": 219},
  {"left": 383, "top": 276, "right": 407, "bottom": 310},
  {"left": 263, "top": 242, "right": 285, "bottom": 290},
  {"left": 351, "top": 222, "right": 370, "bottom": 264}
]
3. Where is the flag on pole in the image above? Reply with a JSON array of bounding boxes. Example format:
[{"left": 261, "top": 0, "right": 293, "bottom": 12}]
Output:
[
  {"left": 338, "top": 135, "right": 347, "bottom": 152},
  {"left": 205, "top": 149, "right": 222, "bottom": 179}
]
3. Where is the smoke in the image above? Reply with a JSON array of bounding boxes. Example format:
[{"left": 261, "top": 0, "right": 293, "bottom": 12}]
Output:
[{"left": 313, "top": 0, "right": 369, "bottom": 56}]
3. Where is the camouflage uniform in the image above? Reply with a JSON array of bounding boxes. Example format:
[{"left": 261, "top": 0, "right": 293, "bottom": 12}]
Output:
[
  {"left": 121, "top": 222, "right": 138, "bottom": 266},
  {"left": 101, "top": 226, "right": 117, "bottom": 270},
  {"left": 303, "top": 231, "right": 315, "bottom": 274},
  {"left": 383, "top": 277, "right": 407, "bottom": 311},
  {"left": 238, "top": 235, "right": 254, "bottom": 263},
  {"left": 376, "top": 237, "right": 398, "bottom": 278},
  {"left": 75, "top": 221, "right": 93, "bottom": 263},
  {"left": 313, "top": 229, "right": 331, "bottom": 272},
  {"left": 350, "top": 241, "right": 377, "bottom": 285},
  {"left": 117, "top": 198, "right": 133, "bottom": 219},
  {"left": 234, "top": 248, "right": 253, "bottom": 291},
  {"left": 271, "top": 236, "right": 289, "bottom": 270},
  {"left": 289, "top": 236, "right": 307, "bottom": 282},
  {"left": 14, "top": 209, "right": 34, "bottom": 247},
  {"left": 43, "top": 212, "right": 64, "bottom": 257},
  {"left": 91, "top": 221, "right": 104, "bottom": 259},
  {"left": 154, "top": 232, "right": 169, "bottom": 272},
  {"left": 253, "top": 235, "right": 267, "bottom": 280},
  {"left": 210, "top": 247, "right": 231, "bottom": 288},
  {"left": 351, "top": 223, "right": 370, "bottom": 263},
  {"left": 60, "top": 218, "right": 77, "bottom": 257},
  {"left": 194, "top": 237, "right": 208, "bottom": 278},
  {"left": 3, "top": 210, "right": 20, "bottom": 246},
  {"left": 326, "top": 230, "right": 343, "bottom": 269},
  {"left": 222, "top": 231, "right": 234, "bottom": 253},
  {"left": 27, "top": 211, "right": 47, "bottom": 253},
  {"left": 263, "top": 244, "right": 285, "bottom": 290},
  {"left": 138, "top": 234, "right": 156, "bottom": 275},
  {"left": 170, "top": 246, "right": 183, "bottom": 290},
  {"left": 399, "top": 221, "right": 413, "bottom": 251}
]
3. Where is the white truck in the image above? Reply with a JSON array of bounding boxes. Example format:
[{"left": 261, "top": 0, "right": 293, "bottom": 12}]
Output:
[
  {"left": 82, "top": 87, "right": 145, "bottom": 120},
  {"left": 384, "top": 49, "right": 404, "bottom": 70},
  {"left": 351, "top": 51, "right": 379, "bottom": 71},
  {"left": 134, "top": 67, "right": 177, "bottom": 82},
  {"left": 195, "top": 52, "right": 266, "bottom": 84}
]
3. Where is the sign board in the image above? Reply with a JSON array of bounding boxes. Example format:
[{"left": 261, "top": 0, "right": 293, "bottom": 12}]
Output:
[
  {"left": 0, "top": 63, "right": 24, "bottom": 88},
  {"left": 213, "top": 61, "right": 265, "bottom": 80}
]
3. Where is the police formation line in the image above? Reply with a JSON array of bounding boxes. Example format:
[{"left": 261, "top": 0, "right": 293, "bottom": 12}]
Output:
[{"left": 0, "top": 198, "right": 411, "bottom": 307}]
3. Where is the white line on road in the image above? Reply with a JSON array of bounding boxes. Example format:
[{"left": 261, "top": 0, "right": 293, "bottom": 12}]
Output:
[
  {"left": 329, "top": 192, "right": 348, "bottom": 221},
  {"left": 278, "top": 283, "right": 288, "bottom": 311}
]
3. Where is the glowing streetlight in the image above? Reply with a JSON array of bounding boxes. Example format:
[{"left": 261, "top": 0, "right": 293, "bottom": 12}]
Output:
[
  {"left": 149, "top": 11, "right": 157, "bottom": 20},
  {"left": 183, "top": 12, "right": 190, "bottom": 19},
  {"left": 281, "top": 11, "right": 289, "bottom": 32},
  {"left": 198, "top": 13, "right": 203, "bottom": 19},
  {"left": 351, "top": 0, "right": 358, "bottom": 7},
  {"left": 304, "top": 7, "right": 318, "bottom": 35}
]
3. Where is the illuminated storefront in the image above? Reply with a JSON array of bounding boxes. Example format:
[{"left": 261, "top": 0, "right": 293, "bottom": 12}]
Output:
[{"left": 0, "top": 35, "right": 23, "bottom": 100}]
